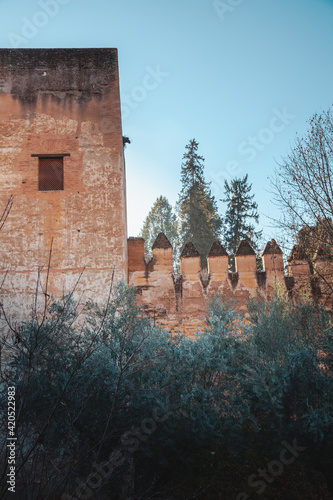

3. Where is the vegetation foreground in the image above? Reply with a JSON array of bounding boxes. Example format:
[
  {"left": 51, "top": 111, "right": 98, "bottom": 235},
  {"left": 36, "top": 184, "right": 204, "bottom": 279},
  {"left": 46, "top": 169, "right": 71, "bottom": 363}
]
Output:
[{"left": 0, "top": 283, "right": 333, "bottom": 499}]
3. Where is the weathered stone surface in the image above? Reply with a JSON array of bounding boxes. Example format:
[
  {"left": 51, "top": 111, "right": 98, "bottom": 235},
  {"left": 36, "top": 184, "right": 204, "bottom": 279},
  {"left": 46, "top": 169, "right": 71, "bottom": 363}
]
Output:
[
  {"left": 208, "top": 240, "right": 228, "bottom": 257},
  {"left": 180, "top": 255, "right": 201, "bottom": 278},
  {"left": 262, "top": 239, "right": 285, "bottom": 295},
  {"left": 152, "top": 232, "right": 172, "bottom": 249},
  {"left": 313, "top": 253, "right": 333, "bottom": 308},
  {"left": 128, "top": 236, "right": 333, "bottom": 334},
  {"left": 207, "top": 254, "right": 229, "bottom": 276},
  {"left": 0, "top": 49, "right": 118, "bottom": 109},
  {"left": 235, "top": 240, "right": 256, "bottom": 256},
  {"left": 287, "top": 244, "right": 308, "bottom": 262},
  {"left": 180, "top": 242, "right": 200, "bottom": 258},
  {"left": 0, "top": 49, "right": 127, "bottom": 324},
  {"left": 262, "top": 239, "right": 283, "bottom": 255},
  {"left": 128, "top": 237, "right": 145, "bottom": 273},
  {"left": 207, "top": 241, "right": 228, "bottom": 277},
  {"left": 234, "top": 243, "right": 257, "bottom": 298},
  {"left": 152, "top": 247, "right": 173, "bottom": 272}
]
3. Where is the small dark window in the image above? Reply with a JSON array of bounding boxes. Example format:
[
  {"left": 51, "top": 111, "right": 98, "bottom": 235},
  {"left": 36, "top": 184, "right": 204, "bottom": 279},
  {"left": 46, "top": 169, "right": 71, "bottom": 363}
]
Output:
[{"left": 38, "top": 157, "right": 64, "bottom": 191}]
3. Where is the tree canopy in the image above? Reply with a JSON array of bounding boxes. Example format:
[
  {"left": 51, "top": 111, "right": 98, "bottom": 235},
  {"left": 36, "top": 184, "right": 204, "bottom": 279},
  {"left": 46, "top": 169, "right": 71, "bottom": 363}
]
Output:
[
  {"left": 140, "top": 195, "right": 179, "bottom": 259},
  {"left": 222, "top": 174, "right": 262, "bottom": 270},
  {"left": 2, "top": 284, "right": 332, "bottom": 498},
  {"left": 177, "top": 139, "right": 222, "bottom": 266},
  {"left": 273, "top": 106, "right": 333, "bottom": 253}
]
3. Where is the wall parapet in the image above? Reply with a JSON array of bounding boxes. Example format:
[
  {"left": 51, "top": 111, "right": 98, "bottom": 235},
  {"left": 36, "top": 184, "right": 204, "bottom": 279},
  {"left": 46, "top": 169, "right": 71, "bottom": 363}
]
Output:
[{"left": 128, "top": 234, "right": 333, "bottom": 335}]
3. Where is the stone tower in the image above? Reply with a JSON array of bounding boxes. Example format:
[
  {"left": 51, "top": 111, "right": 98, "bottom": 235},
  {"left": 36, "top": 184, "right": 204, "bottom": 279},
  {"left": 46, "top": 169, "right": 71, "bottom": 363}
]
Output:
[{"left": 0, "top": 48, "right": 127, "bottom": 321}]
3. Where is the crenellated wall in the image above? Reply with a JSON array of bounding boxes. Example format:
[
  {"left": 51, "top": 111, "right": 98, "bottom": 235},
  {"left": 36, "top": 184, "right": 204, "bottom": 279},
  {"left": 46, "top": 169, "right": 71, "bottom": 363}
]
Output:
[{"left": 128, "top": 234, "right": 333, "bottom": 335}]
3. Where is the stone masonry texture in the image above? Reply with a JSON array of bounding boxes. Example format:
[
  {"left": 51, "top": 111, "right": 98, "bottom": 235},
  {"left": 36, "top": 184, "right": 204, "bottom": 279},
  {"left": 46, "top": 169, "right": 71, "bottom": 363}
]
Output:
[
  {"left": 128, "top": 236, "right": 333, "bottom": 336},
  {"left": 0, "top": 49, "right": 127, "bottom": 325}
]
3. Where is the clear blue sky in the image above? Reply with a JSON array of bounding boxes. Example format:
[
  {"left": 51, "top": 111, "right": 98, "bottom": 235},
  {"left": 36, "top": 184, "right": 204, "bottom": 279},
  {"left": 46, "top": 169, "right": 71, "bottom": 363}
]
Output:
[{"left": 1, "top": 0, "right": 333, "bottom": 246}]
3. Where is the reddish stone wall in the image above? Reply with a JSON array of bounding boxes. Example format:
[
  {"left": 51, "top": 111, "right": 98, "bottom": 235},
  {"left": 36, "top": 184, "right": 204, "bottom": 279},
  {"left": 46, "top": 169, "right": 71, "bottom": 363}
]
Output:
[
  {"left": 128, "top": 235, "right": 333, "bottom": 335},
  {"left": 0, "top": 49, "right": 127, "bottom": 323}
]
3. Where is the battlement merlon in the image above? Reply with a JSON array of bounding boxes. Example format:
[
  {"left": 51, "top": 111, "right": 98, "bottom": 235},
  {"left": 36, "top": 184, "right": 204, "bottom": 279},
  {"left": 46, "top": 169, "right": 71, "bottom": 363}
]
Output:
[
  {"left": 207, "top": 241, "right": 228, "bottom": 276},
  {"left": 128, "top": 235, "right": 309, "bottom": 281},
  {"left": 128, "top": 234, "right": 333, "bottom": 324},
  {"left": 152, "top": 233, "right": 173, "bottom": 272}
]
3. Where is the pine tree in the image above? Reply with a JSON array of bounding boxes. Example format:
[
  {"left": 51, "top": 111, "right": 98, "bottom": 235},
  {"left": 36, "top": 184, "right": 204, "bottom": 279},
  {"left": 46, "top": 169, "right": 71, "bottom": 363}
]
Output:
[
  {"left": 177, "top": 139, "right": 222, "bottom": 266},
  {"left": 140, "top": 195, "right": 179, "bottom": 258},
  {"left": 223, "top": 174, "right": 262, "bottom": 271}
]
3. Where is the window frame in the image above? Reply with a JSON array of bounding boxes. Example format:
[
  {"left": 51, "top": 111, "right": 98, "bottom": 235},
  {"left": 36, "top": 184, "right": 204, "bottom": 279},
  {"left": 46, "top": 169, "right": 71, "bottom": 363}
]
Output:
[{"left": 32, "top": 154, "right": 70, "bottom": 192}]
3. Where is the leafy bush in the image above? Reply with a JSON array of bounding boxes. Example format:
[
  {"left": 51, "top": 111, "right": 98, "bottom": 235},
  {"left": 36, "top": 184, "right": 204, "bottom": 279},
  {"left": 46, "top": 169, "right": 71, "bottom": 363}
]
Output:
[{"left": 0, "top": 283, "right": 332, "bottom": 499}]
